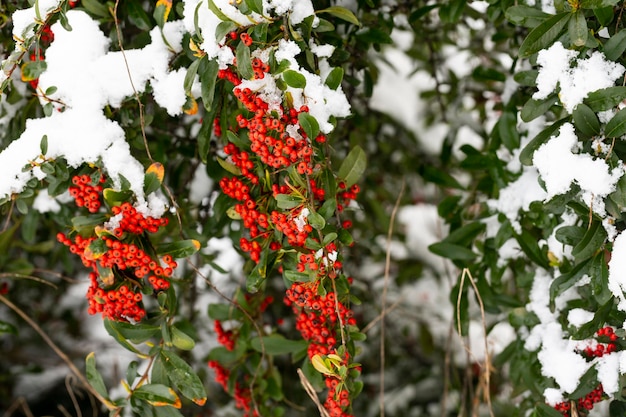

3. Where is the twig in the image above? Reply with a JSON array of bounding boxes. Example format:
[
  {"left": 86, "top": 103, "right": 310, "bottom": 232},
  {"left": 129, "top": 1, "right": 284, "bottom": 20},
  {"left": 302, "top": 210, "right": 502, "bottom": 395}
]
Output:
[
  {"left": 456, "top": 268, "right": 495, "bottom": 417},
  {"left": 297, "top": 368, "right": 331, "bottom": 417},
  {"left": 380, "top": 179, "right": 405, "bottom": 417},
  {"left": 0, "top": 293, "right": 114, "bottom": 411},
  {"left": 2, "top": 397, "right": 35, "bottom": 417},
  {"left": 361, "top": 296, "right": 402, "bottom": 334},
  {"left": 188, "top": 260, "right": 267, "bottom": 417},
  {"left": 111, "top": 0, "right": 152, "bottom": 162},
  {"left": 1, "top": 199, "right": 14, "bottom": 233},
  {"left": 64, "top": 374, "right": 83, "bottom": 417},
  {"left": 0, "top": 272, "right": 58, "bottom": 288}
]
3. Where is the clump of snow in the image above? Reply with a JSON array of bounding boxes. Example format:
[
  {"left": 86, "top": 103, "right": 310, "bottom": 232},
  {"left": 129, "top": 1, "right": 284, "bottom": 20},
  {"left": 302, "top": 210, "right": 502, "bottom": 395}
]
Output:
[
  {"left": 533, "top": 123, "right": 623, "bottom": 216},
  {"left": 0, "top": 11, "right": 186, "bottom": 207},
  {"left": 11, "top": 0, "right": 61, "bottom": 40},
  {"left": 567, "top": 308, "right": 594, "bottom": 327},
  {"left": 33, "top": 189, "right": 61, "bottom": 213},
  {"left": 534, "top": 42, "right": 624, "bottom": 113},
  {"left": 608, "top": 231, "right": 626, "bottom": 312},
  {"left": 487, "top": 168, "right": 547, "bottom": 232}
]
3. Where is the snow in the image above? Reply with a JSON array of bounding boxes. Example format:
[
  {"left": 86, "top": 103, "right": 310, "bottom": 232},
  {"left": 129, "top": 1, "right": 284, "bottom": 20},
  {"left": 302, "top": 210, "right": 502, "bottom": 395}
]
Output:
[
  {"left": 487, "top": 168, "right": 547, "bottom": 232},
  {"left": 533, "top": 123, "right": 623, "bottom": 216},
  {"left": 534, "top": 42, "right": 625, "bottom": 113},
  {"left": 33, "top": 189, "right": 61, "bottom": 213},
  {"left": 0, "top": 11, "right": 186, "bottom": 215},
  {"left": 567, "top": 308, "right": 594, "bottom": 327},
  {"left": 11, "top": 0, "right": 61, "bottom": 40},
  {"left": 608, "top": 230, "right": 626, "bottom": 312}
]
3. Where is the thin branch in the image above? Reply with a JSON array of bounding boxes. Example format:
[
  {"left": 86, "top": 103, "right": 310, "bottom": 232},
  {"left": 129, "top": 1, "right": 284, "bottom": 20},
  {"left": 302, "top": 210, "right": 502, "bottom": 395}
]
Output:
[
  {"left": 188, "top": 260, "right": 267, "bottom": 417},
  {"left": 297, "top": 368, "right": 331, "bottom": 417},
  {"left": 111, "top": 0, "right": 152, "bottom": 162},
  {"left": 0, "top": 293, "right": 115, "bottom": 411},
  {"left": 380, "top": 179, "right": 405, "bottom": 417},
  {"left": 457, "top": 268, "right": 495, "bottom": 417}
]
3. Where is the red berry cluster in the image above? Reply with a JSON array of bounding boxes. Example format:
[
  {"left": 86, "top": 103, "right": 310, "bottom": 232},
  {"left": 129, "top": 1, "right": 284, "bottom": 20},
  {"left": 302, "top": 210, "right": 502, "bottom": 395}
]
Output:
[
  {"left": 69, "top": 174, "right": 104, "bottom": 213},
  {"left": 554, "top": 384, "right": 604, "bottom": 415},
  {"left": 209, "top": 29, "right": 360, "bottom": 417},
  {"left": 110, "top": 202, "right": 169, "bottom": 236},
  {"left": 214, "top": 320, "right": 236, "bottom": 351},
  {"left": 24, "top": 1, "right": 80, "bottom": 89},
  {"left": 284, "top": 282, "right": 356, "bottom": 417},
  {"left": 581, "top": 326, "right": 618, "bottom": 359},
  {"left": 208, "top": 361, "right": 258, "bottom": 417},
  {"left": 58, "top": 174, "right": 174, "bottom": 321}
]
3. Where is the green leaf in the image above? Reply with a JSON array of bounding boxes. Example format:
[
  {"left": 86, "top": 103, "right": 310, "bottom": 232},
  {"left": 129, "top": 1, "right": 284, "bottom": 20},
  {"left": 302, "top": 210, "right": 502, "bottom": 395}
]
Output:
[
  {"left": 421, "top": 165, "right": 464, "bottom": 189},
  {"left": 515, "top": 230, "right": 549, "bottom": 269},
  {"left": 439, "top": 0, "right": 465, "bottom": 23},
  {"left": 155, "top": 239, "right": 201, "bottom": 258},
  {"left": 207, "top": 0, "right": 231, "bottom": 22},
  {"left": 535, "top": 403, "right": 567, "bottom": 417},
  {"left": 216, "top": 157, "right": 242, "bottom": 175},
  {"left": 591, "top": 251, "right": 612, "bottom": 305},
  {"left": 568, "top": 10, "right": 588, "bottom": 47},
  {"left": 520, "top": 95, "right": 557, "bottom": 122},
  {"left": 283, "top": 70, "right": 307, "bottom": 88},
  {"left": 160, "top": 350, "right": 207, "bottom": 405},
  {"left": 183, "top": 58, "right": 201, "bottom": 95},
  {"left": 0, "top": 320, "right": 17, "bottom": 335},
  {"left": 283, "top": 270, "right": 311, "bottom": 282},
  {"left": 250, "top": 334, "right": 308, "bottom": 355},
  {"left": 603, "top": 29, "right": 626, "bottom": 61},
  {"left": 594, "top": 6, "right": 614, "bottom": 26},
  {"left": 153, "top": 0, "right": 172, "bottom": 28},
  {"left": 126, "top": 0, "right": 152, "bottom": 31},
  {"left": 275, "top": 193, "right": 304, "bottom": 210},
  {"left": 39, "top": 135, "right": 48, "bottom": 155},
  {"left": 144, "top": 163, "right": 164, "bottom": 195},
  {"left": 307, "top": 211, "right": 326, "bottom": 230},
  {"left": 505, "top": 5, "right": 550, "bottom": 28},
  {"left": 313, "top": 18, "right": 335, "bottom": 33},
  {"left": 171, "top": 326, "right": 195, "bottom": 351},
  {"left": 244, "top": 0, "right": 263, "bottom": 14},
  {"left": 497, "top": 110, "right": 520, "bottom": 149},
  {"left": 103, "top": 188, "right": 133, "bottom": 207},
  {"left": 555, "top": 225, "right": 585, "bottom": 246},
  {"left": 550, "top": 258, "right": 591, "bottom": 302},
  {"left": 316, "top": 6, "right": 360, "bottom": 26},
  {"left": 576, "top": 297, "right": 613, "bottom": 338},
  {"left": 133, "top": 383, "right": 180, "bottom": 407},
  {"left": 569, "top": 366, "right": 599, "bottom": 399},
  {"left": 85, "top": 352, "right": 110, "bottom": 400},
  {"left": 337, "top": 145, "right": 367, "bottom": 188},
  {"left": 428, "top": 242, "right": 476, "bottom": 261},
  {"left": 20, "top": 60, "right": 47, "bottom": 81},
  {"left": 325, "top": 67, "right": 344, "bottom": 90},
  {"left": 104, "top": 320, "right": 160, "bottom": 344},
  {"left": 235, "top": 42, "right": 254, "bottom": 80},
  {"left": 584, "top": 86, "right": 626, "bottom": 112},
  {"left": 572, "top": 220, "right": 607, "bottom": 261},
  {"left": 298, "top": 112, "right": 319, "bottom": 139},
  {"left": 605, "top": 107, "right": 626, "bottom": 137},
  {"left": 518, "top": 12, "right": 571, "bottom": 58},
  {"left": 580, "top": 0, "right": 620, "bottom": 8},
  {"left": 472, "top": 66, "right": 505, "bottom": 82},
  {"left": 71, "top": 214, "right": 108, "bottom": 234},
  {"left": 200, "top": 58, "right": 219, "bottom": 111},
  {"left": 443, "top": 222, "right": 486, "bottom": 246},
  {"left": 81, "top": 0, "right": 111, "bottom": 18},
  {"left": 208, "top": 303, "right": 243, "bottom": 321},
  {"left": 519, "top": 118, "right": 568, "bottom": 166},
  {"left": 572, "top": 103, "right": 600, "bottom": 137}
]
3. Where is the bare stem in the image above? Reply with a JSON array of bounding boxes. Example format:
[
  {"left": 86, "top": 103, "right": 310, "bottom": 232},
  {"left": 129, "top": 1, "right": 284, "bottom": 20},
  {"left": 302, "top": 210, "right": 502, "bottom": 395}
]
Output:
[{"left": 0, "top": 293, "right": 115, "bottom": 411}]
